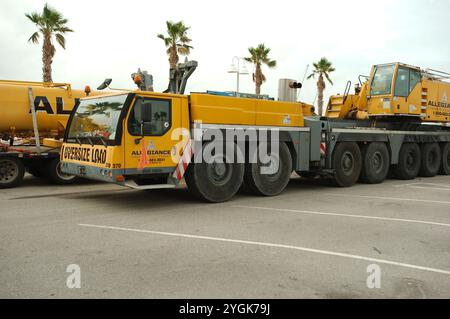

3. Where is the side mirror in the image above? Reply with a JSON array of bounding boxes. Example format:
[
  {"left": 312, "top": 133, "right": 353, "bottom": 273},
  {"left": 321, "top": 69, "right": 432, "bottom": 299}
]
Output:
[{"left": 97, "top": 78, "right": 112, "bottom": 90}]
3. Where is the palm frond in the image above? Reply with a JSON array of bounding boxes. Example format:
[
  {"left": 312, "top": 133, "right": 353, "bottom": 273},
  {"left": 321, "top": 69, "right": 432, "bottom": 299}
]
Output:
[
  {"left": 28, "top": 31, "right": 40, "bottom": 44},
  {"left": 55, "top": 33, "right": 66, "bottom": 49}
]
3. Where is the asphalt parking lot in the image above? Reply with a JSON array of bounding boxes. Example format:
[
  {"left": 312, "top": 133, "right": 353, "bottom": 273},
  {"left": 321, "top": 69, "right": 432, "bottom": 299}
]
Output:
[{"left": 1, "top": 174, "right": 449, "bottom": 298}]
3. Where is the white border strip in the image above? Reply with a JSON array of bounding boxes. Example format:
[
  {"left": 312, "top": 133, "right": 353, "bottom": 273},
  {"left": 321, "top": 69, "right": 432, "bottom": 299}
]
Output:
[{"left": 79, "top": 223, "right": 450, "bottom": 276}]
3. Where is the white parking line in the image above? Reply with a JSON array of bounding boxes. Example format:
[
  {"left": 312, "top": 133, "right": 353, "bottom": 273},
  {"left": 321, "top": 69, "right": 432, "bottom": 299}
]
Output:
[
  {"left": 232, "top": 205, "right": 450, "bottom": 227},
  {"left": 324, "top": 193, "right": 450, "bottom": 205},
  {"left": 393, "top": 182, "right": 450, "bottom": 188},
  {"left": 78, "top": 223, "right": 450, "bottom": 276},
  {"left": 409, "top": 186, "right": 450, "bottom": 192}
]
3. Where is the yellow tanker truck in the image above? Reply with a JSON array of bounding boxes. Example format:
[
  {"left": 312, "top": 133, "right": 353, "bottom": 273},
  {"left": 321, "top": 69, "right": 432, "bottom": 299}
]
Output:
[
  {"left": 59, "top": 61, "right": 450, "bottom": 202},
  {"left": 0, "top": 79, "right": 102, "bottom": 188}
]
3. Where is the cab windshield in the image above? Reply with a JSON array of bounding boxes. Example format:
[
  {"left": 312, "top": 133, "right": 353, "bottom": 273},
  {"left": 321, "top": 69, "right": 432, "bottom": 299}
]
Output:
[
  {"left": 370, "top": 64, "right": 395, "bottom": 95},
  {"left": 66, "top": 94, "right": 128, "bottom": 144}
]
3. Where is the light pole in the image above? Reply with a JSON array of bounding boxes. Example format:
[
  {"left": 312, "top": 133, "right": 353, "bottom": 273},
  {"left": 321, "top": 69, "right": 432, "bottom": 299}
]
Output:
[{"left": 228, "top": 56, "right": 249, "bottom": 94}]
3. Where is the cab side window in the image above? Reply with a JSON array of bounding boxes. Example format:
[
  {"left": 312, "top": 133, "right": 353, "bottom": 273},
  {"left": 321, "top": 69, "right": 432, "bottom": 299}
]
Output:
[
  {"left": 394, "top": 67, "right": 409, "bottom": 97},
  {"left": 409, "top": 69, "right": 421, "bottom": 94},
  {"left": 128, "top": 98, "right": 171, "bottom": 136}
]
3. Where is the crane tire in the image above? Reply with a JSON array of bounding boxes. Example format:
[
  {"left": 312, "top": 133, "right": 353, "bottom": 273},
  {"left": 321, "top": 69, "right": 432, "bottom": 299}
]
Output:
[
  {"left": 185, "top": 142, "right": 244, "bottom": 203},
  {"left": 244, "top": 142, "right": 292, "bottom": 196},
  {"left": 360, "top": 142, "right": 390, "bottom": 184},
  {"left": 393, "top": 143, "right": 421, "bottom": 180},
  {"left": 419, "top": 143, "right": 441, "bottom": 177},
  {"left": 46, "top": 158, "right": 78, "bottom": 185},
  {"left": 332, "top": 142, "right": 362, "bottom": 187},
  {"left": 439, "top": 143, "right": 450, "bottom": 175}
]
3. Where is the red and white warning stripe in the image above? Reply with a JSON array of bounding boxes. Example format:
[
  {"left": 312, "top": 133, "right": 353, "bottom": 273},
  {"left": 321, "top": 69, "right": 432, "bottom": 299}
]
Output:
[
  {"left": 173, "top": 138, "right": 193, "bottom": 181},
  {"left": 320, "top": 142, "right": 327, "bottom": 156}
]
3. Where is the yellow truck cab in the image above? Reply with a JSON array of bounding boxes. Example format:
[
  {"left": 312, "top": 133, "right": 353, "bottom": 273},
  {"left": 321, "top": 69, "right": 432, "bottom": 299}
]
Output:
[{"left": 61, "top": 90, "right": 190, "bottom": 186}]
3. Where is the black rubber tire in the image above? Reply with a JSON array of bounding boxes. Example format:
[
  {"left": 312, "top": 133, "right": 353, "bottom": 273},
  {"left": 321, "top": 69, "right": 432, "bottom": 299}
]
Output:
[
  {"left": 185, "top": 142, "right": 244, "bottom": 203},
  {"left": 393, "top": 143, "right": 421, "bottom": 180},
  {"left": 439, "top": 143, "right": 450, "bottom": 175},
  {"left": 332, "top": 142, "right": 362, "bottom": 187},
  {"left": 46, "top": 158, "right": 78, "bottom": 185},
  {"left": 360, "top": 142, "right": 390, "bottom": 184},
  {"left": 244, "top": 142, "right": 292, "bottom": 196},
  {"left": 419, "top": 143, "right": 441, "bottom": 177},
  {"left": 0, "top": 157, "right": 25, "bottom": 189}
]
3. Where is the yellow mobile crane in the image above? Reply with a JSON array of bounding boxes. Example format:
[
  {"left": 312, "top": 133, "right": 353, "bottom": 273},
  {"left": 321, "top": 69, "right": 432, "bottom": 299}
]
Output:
[{"left": 61, "top": 61, "right": 450, "bottom": 202}]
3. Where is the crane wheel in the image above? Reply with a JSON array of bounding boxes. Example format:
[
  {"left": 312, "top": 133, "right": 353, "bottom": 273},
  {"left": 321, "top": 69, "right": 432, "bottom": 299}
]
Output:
[
  {"left": 419, "top": 143, "right": 441, "bottom": 177},
  {"left": 393, "top": 143, "right": 421, "bottom": 180},
  {"left": 360, "top": 142, "right": 390, "bottom": 184},
  {"left": 185, "top": 142, "right": 244, "bottom": 203},
  {"left": 332, "top": 142, "right": 362, "bottom": 187},
  {"left": 0, "top": 157, "right": 25, "bottom": 189},
  {"left": 439, "top": 143, "right": 450, "bottom": 175},
  {"left": 243, "top": 142, "right": 292, "bottom": 196},
  {"left": 46, "top": 158, "right": 78, "bottom": 185}
]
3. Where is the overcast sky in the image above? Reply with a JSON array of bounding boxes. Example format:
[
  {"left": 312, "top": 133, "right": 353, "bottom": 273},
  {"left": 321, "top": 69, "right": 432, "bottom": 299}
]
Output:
[{"left": 0, "top": 0, "right": 449, "bottom": 106}]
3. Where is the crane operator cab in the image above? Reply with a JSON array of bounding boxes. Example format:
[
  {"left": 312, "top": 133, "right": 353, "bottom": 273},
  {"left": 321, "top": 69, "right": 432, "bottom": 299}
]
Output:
[{"left": 367, "top": 62, "right": 449, "bottom": 122}]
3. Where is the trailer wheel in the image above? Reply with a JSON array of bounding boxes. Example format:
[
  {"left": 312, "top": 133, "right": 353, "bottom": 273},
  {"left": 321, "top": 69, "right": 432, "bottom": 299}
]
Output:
[
  {"left": 46, "top": 158, "right": 78, "bottom": 185},
  {"left": 332, "top": 142, "right": 362, "bottom": 187},
  {"left": 393, "top": 143, "right": 421, "bottom": 180},
  {"left": 360, "top": 142, "right": 390, "bottom": 184},
  {"left": 439, "top": 143, "right": 450, "bottom": 175},
  {"left": 244, "top": 142, "right": 292, "bottom": 196},
  {"left": 185, "top": 142, "right": 244, "bottom": 203},
  {"left": 419, "top": 143, "right": 441, "bottom": 177},
  {"left": 0, "top": 157, "right": 25, "bottom": 189}
]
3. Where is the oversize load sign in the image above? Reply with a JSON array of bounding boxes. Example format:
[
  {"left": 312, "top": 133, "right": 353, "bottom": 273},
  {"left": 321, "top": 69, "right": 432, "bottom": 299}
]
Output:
[{"left": 62, "top": 145, "right": 107, "bottom": 164}]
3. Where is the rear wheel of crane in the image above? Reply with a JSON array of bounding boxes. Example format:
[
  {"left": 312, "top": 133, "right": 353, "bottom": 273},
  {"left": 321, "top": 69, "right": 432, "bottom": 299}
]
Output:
[
  {"left": 419, "top": 143, "right": 441, "bottom": 177},
  {"left": 360, "top": 142, "right": 390, "bottom": 184},
  {"left": 393, "top": 143, "right": 421, "bottom": 180},
  {"left": 244, "top": 142, "right": 292, "bottom": 196},
  {"left": 185, "top": 142, "right": 244, "bottom": 203},
  {"left": 46, "top": 158, "right": 78, "bottom": 185},
  {"left": 332, "top": 142, "right": 362, "bottom": 187},
  {"left": 439, "top": 143, "right": 450, "bottom": 175},
  {"left": 0, "top": 157, "right": 25, "bottom": 189}
]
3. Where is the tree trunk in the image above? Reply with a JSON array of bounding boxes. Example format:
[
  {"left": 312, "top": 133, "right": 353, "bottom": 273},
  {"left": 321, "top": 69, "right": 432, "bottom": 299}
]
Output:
[
  {"left": 42, "top": 35, "right": 55, "bottom": 83},
  {"left": 254, "top": 63, "right": 263, "bottom": 95},
  {"left": 169, "top": 46, "right": 179, "bottom": 70},
  {"left": 317, "top": 74, "right": 325, "bottom": 116}
]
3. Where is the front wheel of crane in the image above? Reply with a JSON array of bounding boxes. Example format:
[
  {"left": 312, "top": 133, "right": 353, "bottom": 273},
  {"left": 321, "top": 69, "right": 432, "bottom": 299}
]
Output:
[
  {"left": 46, "top": 158, "right": 78, "bottom": 185},
  {"left": 393, "top": 143, "right": 421, "bottom": 180},
  {"left": 185, "top": 142, "right": 244, "bottom": 203},
  {"left": 419, "top": 143, "right": 441, "bottom": 177},
  {"left": 439, "top": 143, "right": 450, "bottom": 175},
  {"left": 243, "top": 142, "right": 292, "bottom": 196},
  {"left": 0, "top": 157, "right": 25, "bottom": 189}
]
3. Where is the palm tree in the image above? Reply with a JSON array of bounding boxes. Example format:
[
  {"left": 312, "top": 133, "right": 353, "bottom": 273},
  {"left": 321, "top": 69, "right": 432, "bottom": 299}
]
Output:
[
  {"left": 157, "top": 21, "right": 193, "bottom": 70},
  {"left": 25, "top": 3, "right": 73, "bottom": 83},
  {"left": 307, "top": 57, "right": 335, "bottom": 116},
  {"left": 244, "top": 44, "right": 276, "bottom": 95}
]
